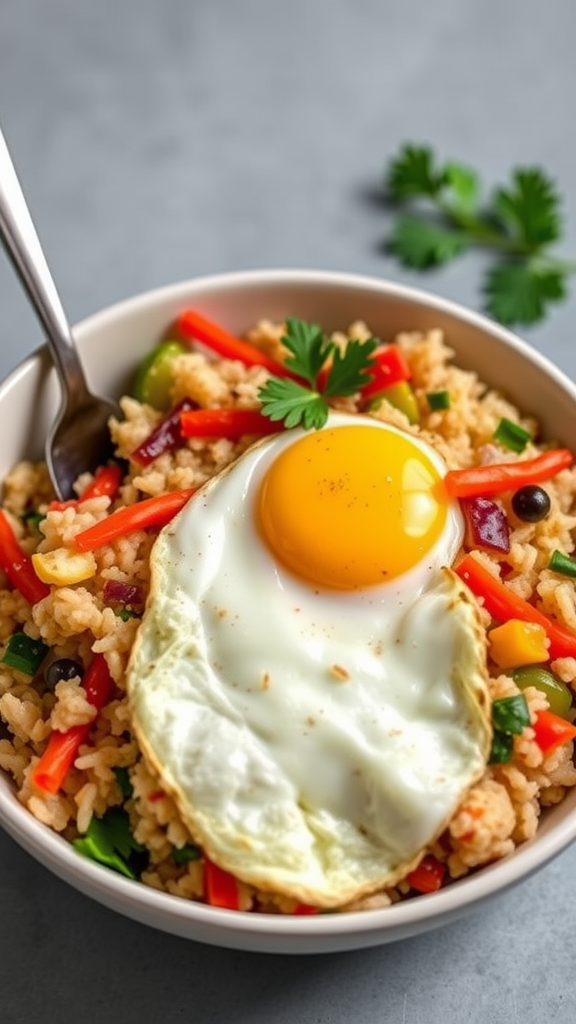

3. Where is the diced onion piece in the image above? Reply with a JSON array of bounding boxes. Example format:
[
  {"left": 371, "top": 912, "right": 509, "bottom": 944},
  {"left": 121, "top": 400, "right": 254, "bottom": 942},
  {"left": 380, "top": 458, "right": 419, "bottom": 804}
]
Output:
[{"left": 461, "top": 496, "right": 510, "bottom": 554}]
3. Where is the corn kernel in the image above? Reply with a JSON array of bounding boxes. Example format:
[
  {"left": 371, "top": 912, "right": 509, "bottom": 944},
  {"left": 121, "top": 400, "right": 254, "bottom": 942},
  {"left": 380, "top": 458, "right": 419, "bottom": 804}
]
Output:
[{"left": 488, "top": 618, "right": 549, "bottom": 670}]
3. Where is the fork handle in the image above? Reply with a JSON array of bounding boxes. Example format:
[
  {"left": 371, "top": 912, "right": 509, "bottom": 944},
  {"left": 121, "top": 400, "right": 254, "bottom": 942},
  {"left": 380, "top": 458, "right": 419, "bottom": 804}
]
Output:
[{"left": 0, "top": 123, "right": 91, "bottom": 407}]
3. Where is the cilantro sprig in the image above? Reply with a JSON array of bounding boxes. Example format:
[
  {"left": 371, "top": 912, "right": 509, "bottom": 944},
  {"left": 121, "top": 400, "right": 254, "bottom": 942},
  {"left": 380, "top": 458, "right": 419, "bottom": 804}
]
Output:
[
  {"left": 383, "top": 143, "right": 576, "bottom": 327},
  {"left": 258, "top": 316, "right": 377, "bottom": 430}
]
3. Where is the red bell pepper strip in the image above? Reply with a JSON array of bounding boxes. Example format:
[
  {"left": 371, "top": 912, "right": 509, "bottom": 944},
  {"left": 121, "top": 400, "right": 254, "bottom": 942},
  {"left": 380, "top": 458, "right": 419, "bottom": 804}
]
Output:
[
  {"left": 359, "top": 345, "right": 412, "bottom": 401},
  {"left": 130, "top": 397, "right": 197, "bottom": 466},
  {"left": 444, "top": 448, "right": 573, "bottom": 499},
  {"left": 203, "top": 857, "right": 241, "bottom": 910},
  {"left": 406, "top": 854, "right": 446, "bottom": 894},
  {"left": 292, "top": 902, "right": 320, "bottom": 915},
  {"left": 180, "top": 407, "right": 281, "bottom": 441},
  {"left": 30, "top": 654, "right": 114, "bottom": 794},
  {"left": 73, "top": 488, "right": 196, "bottom": 552},
  {"left": 0, "top": 509, "right": 50, "bottom": 605},
  {"left": 49, "top": 463, "right": 123, "bottom": 511},
  {"left": 176, "top": 309, "right": 294, "bottom": 379},
  {"left": 455, "top": 553, "right": 576, "bottom": 660},
  {"left": 80, "top": 463, "right": 123, "bottom": 501},
  {"left": 532, "top": 709, "right": 576, "bottom": 756}
]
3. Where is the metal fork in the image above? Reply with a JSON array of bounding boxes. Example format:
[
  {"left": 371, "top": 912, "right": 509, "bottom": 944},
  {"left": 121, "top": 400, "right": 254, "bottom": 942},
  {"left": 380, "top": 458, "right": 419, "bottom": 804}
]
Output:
[{"left": 0, "top": 124, "right": 121, "bottom": 500}]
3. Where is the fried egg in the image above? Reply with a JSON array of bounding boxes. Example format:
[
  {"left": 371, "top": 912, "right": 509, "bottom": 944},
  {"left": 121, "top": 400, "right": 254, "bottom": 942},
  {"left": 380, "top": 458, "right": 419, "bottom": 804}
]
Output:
[{"left": 127, "top": 413, "right": 491, "bottom": 907}]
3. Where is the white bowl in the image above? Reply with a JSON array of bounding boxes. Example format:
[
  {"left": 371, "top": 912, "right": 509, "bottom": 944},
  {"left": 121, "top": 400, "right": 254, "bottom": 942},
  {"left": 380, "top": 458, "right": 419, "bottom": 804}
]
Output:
[{"left": 1, "top": 269, "right": 576, "bottom": 954}]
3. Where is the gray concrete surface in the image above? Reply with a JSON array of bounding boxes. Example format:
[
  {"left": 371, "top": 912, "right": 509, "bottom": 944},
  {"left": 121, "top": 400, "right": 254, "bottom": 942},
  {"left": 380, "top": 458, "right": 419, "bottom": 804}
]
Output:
[{"left": 1, "top": 1, "right": 575, "bottom": 1021}]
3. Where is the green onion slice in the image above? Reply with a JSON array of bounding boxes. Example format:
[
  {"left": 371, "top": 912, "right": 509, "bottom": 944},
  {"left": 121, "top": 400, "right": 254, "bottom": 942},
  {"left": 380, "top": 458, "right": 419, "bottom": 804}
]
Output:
[
  {"left": 173, "top": 843, "right": 202, "bottom": 865},
  {"left": 1, "top": 632, "right": 49, "bottom": 675},
  {"left": 489, "top": 730, "right": 514, "bottom": 764},
  {"left": 492, "top": 693, "right": 531, "bottom": 735},
  {"left": 21, "top": 509, "right": 46, "bottom": 536},
  {"left": 426, "top": 390, "right": 451, "bottom": 410},
  {"left": 113, "top": 766, "right": 134, "bottom": 800},
  {"left": 492, "top": 417, "right": 532, "bottom": 453},
  {"left": 548, "top": 549, "right": 576, "bottom": 579}
]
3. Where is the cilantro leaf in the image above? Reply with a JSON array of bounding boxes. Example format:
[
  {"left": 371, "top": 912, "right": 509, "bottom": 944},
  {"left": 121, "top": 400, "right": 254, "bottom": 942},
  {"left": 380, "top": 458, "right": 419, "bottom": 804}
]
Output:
[
  {"left": 381, "top": 142, "right": 575, "bottom": 327},
  {"left": 387, "top": 215, "right": 469, "bottom": 269},
  {"left": 483, "top": 261, "right": 566, "bottom": 325},
  {"left": 281, "top": 317, "right": 332, "bottom": 386},
  {"left": 258, "top": 376, "right": 329, "bottom": 430},
  {"left": 258, "top": 320, "right": 379, "bottom": 430},
  {"left": 323, "top": 337, "right": 378, "bottom": 397},
  {"left": 443, "top": 161, "right": 480, "bottom": 213},
  {"left": 492, "top": 168, "right": 561, "bottom": 248},
  {"left": 385, "top": 144, "right": 445, "bottom": 200}
]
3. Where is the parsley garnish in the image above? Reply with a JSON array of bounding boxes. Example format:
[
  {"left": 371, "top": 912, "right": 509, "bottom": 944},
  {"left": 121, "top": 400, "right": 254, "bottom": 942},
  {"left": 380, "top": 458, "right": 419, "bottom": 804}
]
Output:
[
  {"left": 383, "top": 143, "right": 576, "bottom": 326},
  {"left": 258, "top": 317, "right": 378, "bottom": 430}
]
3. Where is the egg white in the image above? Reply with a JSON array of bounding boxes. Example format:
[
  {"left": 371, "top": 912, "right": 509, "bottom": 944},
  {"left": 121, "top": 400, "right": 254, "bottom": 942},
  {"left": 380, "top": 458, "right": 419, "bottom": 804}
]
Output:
[{"left": 127, "top": 415, "right": 491, "bottom": 907}]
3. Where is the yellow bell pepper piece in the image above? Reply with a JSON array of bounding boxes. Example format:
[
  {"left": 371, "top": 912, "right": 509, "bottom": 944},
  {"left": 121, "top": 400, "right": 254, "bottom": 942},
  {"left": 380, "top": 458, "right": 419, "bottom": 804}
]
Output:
[
  {"left": 32, "top": 548, "right": 97, "bottom": 586},
  {"left": 488, "top": 618, "right": 549, "bottom": 669}
]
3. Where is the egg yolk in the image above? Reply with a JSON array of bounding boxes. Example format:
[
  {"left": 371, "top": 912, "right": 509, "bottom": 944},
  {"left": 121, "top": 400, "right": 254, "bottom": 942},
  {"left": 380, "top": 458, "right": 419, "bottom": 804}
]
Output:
[{"left": 257, "top": 424, "right": 448, "bottom": 590}]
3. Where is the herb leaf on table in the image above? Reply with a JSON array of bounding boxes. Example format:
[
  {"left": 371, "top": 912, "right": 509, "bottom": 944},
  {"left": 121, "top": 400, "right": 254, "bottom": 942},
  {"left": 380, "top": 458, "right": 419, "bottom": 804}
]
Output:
[{"left": 382, "top": 143, "right": 576, "bottom": 327}]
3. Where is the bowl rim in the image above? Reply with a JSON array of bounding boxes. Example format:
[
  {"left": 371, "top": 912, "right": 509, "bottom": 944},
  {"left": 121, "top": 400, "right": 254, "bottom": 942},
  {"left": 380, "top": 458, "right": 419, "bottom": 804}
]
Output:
[{"left": 2, "top": 267, "right": 576, "bottom": 950}]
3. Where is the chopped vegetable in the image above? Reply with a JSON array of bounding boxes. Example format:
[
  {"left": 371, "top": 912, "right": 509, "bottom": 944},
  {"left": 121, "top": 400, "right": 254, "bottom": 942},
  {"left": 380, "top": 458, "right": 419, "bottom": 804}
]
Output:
[
  {"left": 133, "top": 340, "right": 188, "bottom": 411},
  {"left": 203, "top": 858, "right": 241, "bottom": 910},
  {"left": 130, "top": 397, "right": 197, "bottom": 466},
  {"left": 406, "top": 854, "right": 446, "bottom": 894},
  {"left": 180, "top": 407, "right": 281, "bottom": 441},
  {"left": 548, "top": 549, "right": 576, "bottom": 579},
  {"left": 48, "top": 463, "right": 123, "bottom": 511},
  {"left": 488, "top": 619, "right": 549, "bottom": 669},
  {"left": 0, "top": 509, "right": 50, "bottom": 605},
  {"left": 32, "top": 548, "right": 97, "bottom": 586},
  {"left": 489, "top": 731, "right": 514, "bottom": 764},
  {"left": 44, "top": 658, "right": 83, "bottom": 690},
  {"left": 461, "top": 496, "right": 510, "bottom": 554},
  {"left": 103, "top": 579, "right": 142, "bottom": 605},
  {"left": 113, "top": 766, "right": 133, "bottom": 800},
  {"left": 383, "top": 142, "right": 575, "bottom": 327},
  {"left": 358, "top": 344, "right": 411, "bottom": 401},
  {"left": 455, "top": 553, "right": 576, "bottom": 660},
  {"left": 512, "top": 665, "right": 572, "bottom": 719},
  {"left": 1, "top": 632, "right": 49, "bottom": 675},
  {"left": 492, "top": 694, "right": 531, "bottom": 735},
  {"left": 80, "top": 463, "right": 123, "bottom": 502},
  {"left": 173, "top": 843, "right": 202, "bottom": 865},
  {"left": 176, "top": 309, "right": 294, "bottom": 378},
  {"left": 292, "top": 902, "right": 320, "bottom": 915},
  {"left": 489, "top": 693, "right": 531, "bottom": 763},
  {"left": 74, "top": 808, "right": 146, "bottom": 879},
  {"left": 444, "top": 448, "right": 573, "bottom": 499},
  {"left": 21, "top": 509, "right": 45, "bottom": 536},
  {"left": 258, "top": 317, "right": 378, "bottom": 430},
  {"left": 73, "top": 488, "right": 196, "bottom": 552},
  {"left": 492, "top": 417, "right": 532, "bottom": 453},
  {"left": 30, "top": 654, "right": 114, "bottom": 794},
  {"left": 370, "top": 381, "right": 420, "bottom": 424},
  {"left": 114, "top": 607, "right": 140, "bottom": 622},
  {"left": 511, "top": 485, "right": 551, "bottom": 523},
  {"left": 426, "top": 390, "right": 451, "bottom": 411},
  {"left": 532, "top": 709, "right": 576, "bottom": 756}
]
